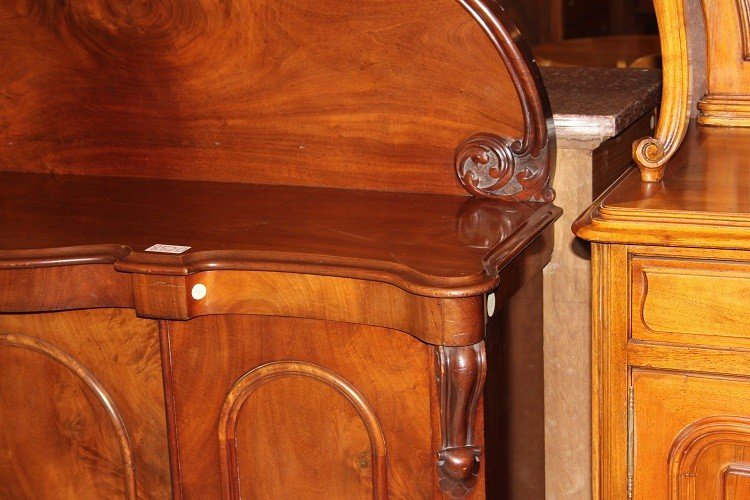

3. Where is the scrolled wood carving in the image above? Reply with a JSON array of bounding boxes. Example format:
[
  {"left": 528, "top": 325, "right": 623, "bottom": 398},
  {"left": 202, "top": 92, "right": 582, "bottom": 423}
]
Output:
[
  {"left": 218, "top": 361, "right": 388, "bottom": 500},
  {"left": 668, "top": 416, "right": 750, "bottom": 499},
  {"left": 435, "top": 342, "right": 487, "bottom": 497},
  {"left": 632, "top": 0, "right": 691, "bottom": 182},
  {"left": 0, "top": 333, "right": 136, "bottom": 500},
  {"left": 453, "top": 2, "right": 555, "bottom": 202},
  {"left": 455, "top": 133, "right": 554, "bottom": 202}
]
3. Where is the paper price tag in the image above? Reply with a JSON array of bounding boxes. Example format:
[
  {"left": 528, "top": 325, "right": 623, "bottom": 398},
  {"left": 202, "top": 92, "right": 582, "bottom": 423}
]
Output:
[{"left": 145, "top": 244, "right": 191, "bottom": 254}]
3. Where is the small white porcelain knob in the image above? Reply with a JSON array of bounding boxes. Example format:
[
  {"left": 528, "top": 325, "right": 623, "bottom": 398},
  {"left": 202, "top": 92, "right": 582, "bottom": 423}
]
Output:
[
  {"left": 191, "top": 283, "right": 207, "bottom": 301},
  {"left": 487, "top": 293, "right": 496, "bottom": 317}
]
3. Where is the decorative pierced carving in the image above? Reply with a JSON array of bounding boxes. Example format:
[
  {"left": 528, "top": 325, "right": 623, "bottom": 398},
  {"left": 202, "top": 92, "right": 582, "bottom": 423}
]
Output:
[
  {"left": 451, "top": 1, "right": 556, "bottom": 202},
  {"left": 435, "top": 342, "right": 487, "bottom": 497},
  {"left": 0, "top": 333, "right": 136, "bottom": 500},
  {"left": 455, "top": 133, "right": 554, "bottom": 202},
  {"left": 218, "top": 361, "right": 388, "bottom": 500}
]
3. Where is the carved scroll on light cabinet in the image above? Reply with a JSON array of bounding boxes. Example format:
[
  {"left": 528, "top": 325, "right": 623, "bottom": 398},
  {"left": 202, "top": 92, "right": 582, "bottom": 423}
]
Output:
[{"left": 632, "top": 0, "right": 692, "bottom": 182}]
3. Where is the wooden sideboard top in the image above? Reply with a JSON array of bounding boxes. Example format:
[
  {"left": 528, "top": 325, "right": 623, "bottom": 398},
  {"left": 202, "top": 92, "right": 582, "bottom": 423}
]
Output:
[
  {"left": 0, "top": 171, "right": 559, "bottom": 297},
  {"left": 574, "top": 123, "right": 750, "bottom": 249}
]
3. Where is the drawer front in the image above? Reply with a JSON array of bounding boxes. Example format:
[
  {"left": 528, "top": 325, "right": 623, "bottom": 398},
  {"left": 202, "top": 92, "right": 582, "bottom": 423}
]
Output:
[{"left": 631, "top": 257, "right": 750, "bottom": 349}]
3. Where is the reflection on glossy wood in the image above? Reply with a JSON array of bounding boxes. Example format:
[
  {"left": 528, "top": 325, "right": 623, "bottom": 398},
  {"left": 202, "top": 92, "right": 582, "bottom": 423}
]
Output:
[
  {"left": 0, "top": 310, "right": 170, "bottom": 498},
  {"left": 0, "top": 171, "right": 559, "bottom": 298}
]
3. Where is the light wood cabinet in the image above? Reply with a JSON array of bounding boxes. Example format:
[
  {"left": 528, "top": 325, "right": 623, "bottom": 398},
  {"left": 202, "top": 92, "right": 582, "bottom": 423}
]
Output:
[{"left": 577, "top": 0, "right": 750, "bottom": 495}]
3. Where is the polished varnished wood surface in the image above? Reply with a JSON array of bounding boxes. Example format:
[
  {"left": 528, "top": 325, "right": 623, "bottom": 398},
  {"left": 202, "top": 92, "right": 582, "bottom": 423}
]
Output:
[
  {"left": 633, "top": 370, "right": 750, "bottom": 499},
  {"left": 163, "top": 315, "right": 445, "bottom": 498},
  {"left": 0, "top": 171, "right": 559, "bottom": 296},
  {"left": 0, "top": 0, "right": 558, "bottom": 497},
  {"left": 576, "top": 123, "right": 750, "bottom": 248},
  {"left": 0, "top": 0, "right": 527, "bottom": 196},
  {"left": 0, "top": 309, "right": 170, "bottom": 498}
]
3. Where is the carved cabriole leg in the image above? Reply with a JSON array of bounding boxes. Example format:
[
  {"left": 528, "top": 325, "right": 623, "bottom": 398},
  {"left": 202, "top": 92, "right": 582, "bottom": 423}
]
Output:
[{"left": 435, "top": 342, "right": 487, "bottom": 497}]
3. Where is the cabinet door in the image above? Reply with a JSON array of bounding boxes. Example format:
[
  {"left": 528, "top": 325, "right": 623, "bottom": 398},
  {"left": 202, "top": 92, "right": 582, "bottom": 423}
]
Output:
[
  {"left": 632, "top": 370, "right": 750, "bottom": 500},
  {"left": 163, "top": 315, "right": 447, "bottom": 499},
  {"left": 0, "top": 310, "right": 171, "bottom": 499}
]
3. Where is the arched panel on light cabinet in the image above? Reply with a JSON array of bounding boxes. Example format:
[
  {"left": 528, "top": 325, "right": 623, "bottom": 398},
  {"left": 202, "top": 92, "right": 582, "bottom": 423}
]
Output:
[
  {"left": 0, "top": 333, "right": 136, "bottom": 499},
  {"left": 669, "top": 416, "right": 750, "bottom": 499},
  {"left": 218, "top": 361, "right": 388, "bottom": 500}
]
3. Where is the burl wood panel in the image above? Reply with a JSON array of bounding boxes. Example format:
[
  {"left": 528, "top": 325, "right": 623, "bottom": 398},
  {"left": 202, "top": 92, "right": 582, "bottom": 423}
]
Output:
[
  {"left": 163, "top": 315, "right": 466, "bottom": 498},
  {"left": 0, "top": 0, "right": 523, "bottom": 195},
  {"left": 632, "top": 370, "right": 750, "bottom": 500},
  {"left": 0, "top": 309, "right": 170, "bottom": 499}
]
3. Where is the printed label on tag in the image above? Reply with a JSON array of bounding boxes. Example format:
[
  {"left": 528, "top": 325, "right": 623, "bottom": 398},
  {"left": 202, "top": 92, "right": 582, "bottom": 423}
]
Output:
[{"left": 145, "top": 244, "right": 191, "bottom": 254}]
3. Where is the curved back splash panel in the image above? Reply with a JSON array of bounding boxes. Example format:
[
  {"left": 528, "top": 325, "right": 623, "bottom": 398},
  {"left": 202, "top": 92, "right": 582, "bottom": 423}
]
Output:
[{"left": 0, "top": 0, "right": 553, "bottom": 200}]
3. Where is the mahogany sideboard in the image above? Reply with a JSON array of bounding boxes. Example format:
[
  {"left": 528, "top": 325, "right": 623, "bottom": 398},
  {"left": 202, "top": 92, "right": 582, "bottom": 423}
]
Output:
[
  {"left": 575, "top": 0, "right": 750, "bottom": 498},
  {"left": 0, "top": 0, "right": 560, "bottom": 498}
]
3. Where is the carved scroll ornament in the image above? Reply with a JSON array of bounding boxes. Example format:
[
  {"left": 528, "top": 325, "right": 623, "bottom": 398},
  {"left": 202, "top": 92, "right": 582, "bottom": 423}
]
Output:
[
  {"left": 455, "top": 133, "right": 554, "bottom": 202},
  {"left": 453, "top": 2, "right": 555, "bottom": 202},
  {"left": 436, "top": 342, "right": 487, "bottom": 497},
  {"left": 632, "top": 0, "right": 691, "bottom": 182}
]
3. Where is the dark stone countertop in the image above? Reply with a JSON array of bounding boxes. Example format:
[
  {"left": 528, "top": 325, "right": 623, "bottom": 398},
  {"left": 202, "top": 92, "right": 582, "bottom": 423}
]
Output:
[{"left": 540, "top": 67, "right": 662, "bottom": 148}]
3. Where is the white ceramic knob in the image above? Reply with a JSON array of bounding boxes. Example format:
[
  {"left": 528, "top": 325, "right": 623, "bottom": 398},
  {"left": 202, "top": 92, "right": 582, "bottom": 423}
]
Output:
[
  {"left": 487, "top": 293, "right": 496, "bottom": 317},
  {"left": 191, "top": 283, "right": 207, "bottom": 301}
]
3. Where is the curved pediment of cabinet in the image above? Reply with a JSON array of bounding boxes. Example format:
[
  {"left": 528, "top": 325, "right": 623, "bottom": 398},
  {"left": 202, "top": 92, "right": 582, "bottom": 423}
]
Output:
[
  {"left": 0, "top": 0, "right": 553, "bottom": 202},
  {"left": 632, "top": 0, "right": 692, "bottom": 182}
]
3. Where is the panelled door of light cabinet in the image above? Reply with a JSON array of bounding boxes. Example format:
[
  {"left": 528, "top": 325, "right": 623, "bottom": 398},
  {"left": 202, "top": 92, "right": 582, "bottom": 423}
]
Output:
[
  {"left": 631, "top": 370, "right": 750, "bottom": 500},
  {"left": 0, "top": 309, "right": 171, "bottom": 499},
  {"left": 161, "top": 315, "right": 462, "bottom": 498}
]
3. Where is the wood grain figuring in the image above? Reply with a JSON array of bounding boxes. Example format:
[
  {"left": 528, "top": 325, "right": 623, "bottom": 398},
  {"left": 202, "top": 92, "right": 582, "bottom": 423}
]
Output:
[
  {"left": 633, "top": 257, "right": 750, "bottom": 349},
  {"left": 218, "top": 362, "right": 388, "bottom": 499},
  {"left": 183, "top": 270, "right": 485, "bottom": 346},
  {"left": 0, "top": 333, "right": 135, "bottom": 499},
  {"left": 0, "top": 0, "right": 552, "bottom": 197},
  {"left": 163, "top": 316, "right": 449, "bottom": 498},
  {"left": 724, "top": 467, "right": 750, "bottom": 499},
  {"left": 0, "top": 309, "right": 170, "bottom": 498},
  {"left": 0, "top": 171, "right": 560, "bottom": 298},
  {"left": 632, "top": 370, "right": 750, "bottom": 500},
  {"left": 0, "top": 264, "right": 132, "bottom": 312}
]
